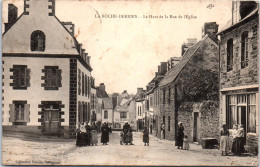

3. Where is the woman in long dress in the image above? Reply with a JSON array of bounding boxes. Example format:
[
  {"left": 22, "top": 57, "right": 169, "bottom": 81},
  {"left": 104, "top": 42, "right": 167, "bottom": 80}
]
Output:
[
  {"left": 232, "top": 124, "right": 245, "bottom": 155},
  {"left": 101, "top": 122, "right": 110, "bottom": 145},
  {"left": 143, "top": 127, "right": 149, "bottom": 146},
  {"left": 220, "top": 124, "right": 229, "bottom": 156},
  {"left": 175, "top": 122, "right": 184, "bottom": 149},
  {"left": 76, "top": 123, "right": 87, "bottom": 147}
]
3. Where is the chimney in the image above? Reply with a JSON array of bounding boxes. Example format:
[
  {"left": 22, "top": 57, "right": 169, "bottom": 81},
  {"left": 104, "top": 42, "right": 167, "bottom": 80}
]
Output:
[
  {"left": 201, "top": 22, "right": 219, "bottom": 38},
  {"left": 62, "top": 22, "right": 75, "bottom": 36},
  {"left": 160, "top": 62, "right": 167, "bottom": 75},
  {"left": 5, "top": 4, "right": 18, "bottom": 32},
  {"left": 99, "top": 83, "right": 105, "bottom": 92},
  {"left": 137, "top": 88, "right": 143, "bottom": 94},
  {"left": 158, "top": 66, "right": 161, "bottom": 75}
]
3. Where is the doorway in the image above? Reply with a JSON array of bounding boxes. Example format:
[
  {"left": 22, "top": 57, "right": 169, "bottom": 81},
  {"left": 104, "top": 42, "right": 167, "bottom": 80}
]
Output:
[
  {"left": 193, "top": 112, "right": 199, "bottom": 142},
  {"left": 44, "top": 104, "right": 60, "bottom": 134}
]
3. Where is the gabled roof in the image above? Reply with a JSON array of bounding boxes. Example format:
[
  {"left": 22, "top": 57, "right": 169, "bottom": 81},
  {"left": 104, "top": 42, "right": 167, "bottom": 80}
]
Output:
[
  {"left": 159, "top": 34, "right": 216, "bottom": 87},
  {"left": 115, "top": 98, "right": 132, "bottom": 112},
  {"left": 102, "top": 98, "right": 113, "bottom": 109}
]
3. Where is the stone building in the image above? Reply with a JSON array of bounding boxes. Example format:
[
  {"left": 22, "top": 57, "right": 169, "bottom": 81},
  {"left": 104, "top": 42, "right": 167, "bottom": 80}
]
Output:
[
  {"left": 2, "top": 0, "right": 95, "bottom": 137},
  {"left": 135, "top": 88, "right": 146, "bottom": 131},
  {"left": 167, "top": 57, "right": 181, "bottom": 71},
  {"left": 217, "top": 1, "right": 259, "bottom": 154},
  {"left": 145, "top": 62, "right": 167, "bottom": 135},
  {"left": 158, "top": 22, "right": 219, "bottom": 141},
  {"left": 96, "top": 83, "right": 109, "bottom": 122}
]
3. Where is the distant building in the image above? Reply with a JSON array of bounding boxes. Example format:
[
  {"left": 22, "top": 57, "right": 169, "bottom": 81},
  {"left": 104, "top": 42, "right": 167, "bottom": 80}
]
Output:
[
  {"left": 2, "top": 0, "right": 94, "bottom": 137},
  {"left": 96, "top": 83, "right": 109, "bottom": 123},
  {"left": 167, "top": 57, "right": 181, "bottom": 71},
  {"left": 145, "top": 62, "right": 168, "bottom": 135},
  {"left": 135, "top": 88, "right": 146, "bottom": 131},
  {"left": 181, "top": 38, "right": 197, "bottom": 56},
  {"left": 101, "top": 98, "right": 113, "bottom": 127},
  {"left": 217, "top": 1, "right": 259, "bottom": 155}
]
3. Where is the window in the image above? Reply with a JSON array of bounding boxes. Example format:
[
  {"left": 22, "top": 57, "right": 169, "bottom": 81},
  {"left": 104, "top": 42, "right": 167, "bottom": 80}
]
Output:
[
  {"left": 104, "top": 110, "right": 108, "bottom": 119},
  {"left": 85, "top": 74, "right": 88, "bottom": 97},
  {"left": 42, "top": 66, "right": 62, "bottom": 90},
  {"left": 227, "top": 39, "right": 233, "bottom": 72},
  {"left": 120, "top": 112, "right": 127, "bottom": 118},
  {"left": 9, "top": 101, "right": 30, "bottom": 123},
  {"left": 78, "top": 101, "right": 83, "bottom": 123},
  {"left": 168, "top": 116, "right": 170, "bottom": 131},
  {"left": 241, "top": 32, "right": 249, "bottom": 69},
  {"left": 150, "top": 97, "right": 153, "bottom": 107},
  {"left": 232, "top": 1, "right": 240, "bottom": 24},
  {"left": 78, "top": 69, "right": 81, "bottom": 95},
  {"left": 163, "top": 89, "right": 166, "bottom": 104},
  {"left": 168, "top": 88, "right": 171, "bottom": 104},
  {"left": 10, "top": 65, "right": 30, "bottom": 89},
  {"left": 248, "top": 94, "right": 256, "bottom": 133},
  {"left": 31, "top": 30, "right": 45, "bottom": 51},
  {"left": 82, "top": 73, "right": 85, "bottom": 96},
  {"left": 226, "top": 94, "right": 256, "bottom": 133}
]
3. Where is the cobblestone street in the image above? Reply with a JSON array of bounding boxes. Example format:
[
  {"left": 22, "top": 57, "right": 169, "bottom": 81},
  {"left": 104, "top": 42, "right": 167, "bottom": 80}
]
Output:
[{"left": 2, "top": 131, "right": 258, "bottom": 166}]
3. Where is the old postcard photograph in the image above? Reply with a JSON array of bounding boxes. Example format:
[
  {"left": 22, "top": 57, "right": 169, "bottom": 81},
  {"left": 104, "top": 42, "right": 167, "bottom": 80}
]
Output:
[{"left": 1, "top": 0, "right": 259, "bottom": 166}]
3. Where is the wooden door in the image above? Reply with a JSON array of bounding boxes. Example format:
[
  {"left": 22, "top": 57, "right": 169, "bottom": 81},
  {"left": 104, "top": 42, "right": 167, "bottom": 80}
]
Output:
[{"left": 44, "top": 105, "right": 59, "bottom": 134}]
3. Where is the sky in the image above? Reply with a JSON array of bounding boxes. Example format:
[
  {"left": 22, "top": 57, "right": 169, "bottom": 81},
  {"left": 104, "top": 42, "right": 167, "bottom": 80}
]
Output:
[{"left": 2, "top": 0, "right": 232, "bottom": 94}]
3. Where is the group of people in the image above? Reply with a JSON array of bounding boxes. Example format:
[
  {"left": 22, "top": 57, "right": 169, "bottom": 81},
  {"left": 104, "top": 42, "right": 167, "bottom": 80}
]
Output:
[
  {"left": 76, "top": 122, "right": 98, "bottom": 147},
  {"left": 76, "top": 121, "right": 112, "bottom": 147},
  {"left": 220, "top": 124, "right": 245, "bottom": 156}
]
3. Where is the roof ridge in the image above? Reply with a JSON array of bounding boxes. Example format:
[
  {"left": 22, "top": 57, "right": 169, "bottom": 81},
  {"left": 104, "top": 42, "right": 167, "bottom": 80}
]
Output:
[{"left": 159, "top": 35, "right": 209, "bottom": 87}]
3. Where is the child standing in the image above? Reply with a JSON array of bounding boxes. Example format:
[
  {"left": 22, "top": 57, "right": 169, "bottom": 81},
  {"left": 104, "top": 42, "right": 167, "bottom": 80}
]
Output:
[
  {"left": 183, "top": 135, "right": 190, "bottom": 150},
  {"left": 120, "top": 132, "right": 124, "bottom": 145},
  {"left": 143, "top": 127, "right": 149, "bottom": 146}
]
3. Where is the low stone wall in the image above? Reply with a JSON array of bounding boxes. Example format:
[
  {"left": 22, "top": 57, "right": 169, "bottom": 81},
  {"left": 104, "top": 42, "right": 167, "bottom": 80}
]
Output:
[
  {"left": 245, "top": 133, "right": 258, "bottom": 155},
  {"left": 178, "top": 101, "right": 219, "bottom": 144}
]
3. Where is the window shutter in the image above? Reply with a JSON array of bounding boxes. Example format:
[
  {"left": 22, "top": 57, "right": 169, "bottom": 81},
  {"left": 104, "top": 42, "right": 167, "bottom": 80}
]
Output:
[
  {"left": 25, "top": 68, "right": 31, "bottom": 87},
  {"left": 9, "top": 104, "right": 15, "bottom": 122},
  {"left": 85, "top": 75, "right": 87, "bottom": 97},
  {"left": 56, "top": 69, "right": 62, "bottom": 87},
  {"left": 24, "top": 104, "right": 30, "bottom": 122}
]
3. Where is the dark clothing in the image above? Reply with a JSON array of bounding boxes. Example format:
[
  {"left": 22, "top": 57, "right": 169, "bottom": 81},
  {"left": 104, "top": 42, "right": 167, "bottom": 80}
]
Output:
[
  {"left": 123, "top": 124, "right": 131, "bottom": 134},
  {"left": 85, "top": 125, "right": 92, "bottom": 145},
  {"left": 175, "top": 126, "right": 184, "bottom": 147},
  {"left": 143, "top": 129, "right": 149, "bottom": 143},
  {"left": 101, "top": 125, "right": 110, "bottom": 143},
  {"left": 221, "top": 129, "right": 229, "bottom": 136},
  {"left": 232, "top": 137, "right": 245, "bottom": 155}
]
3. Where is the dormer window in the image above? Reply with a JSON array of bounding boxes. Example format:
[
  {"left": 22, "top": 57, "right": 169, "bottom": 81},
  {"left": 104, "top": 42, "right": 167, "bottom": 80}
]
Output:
[
  {"left": 31, "top": 30, "right": 45, "bottom": 51},
  {"left": 232, "top": 0, "right": 240, "bottom": 24}
]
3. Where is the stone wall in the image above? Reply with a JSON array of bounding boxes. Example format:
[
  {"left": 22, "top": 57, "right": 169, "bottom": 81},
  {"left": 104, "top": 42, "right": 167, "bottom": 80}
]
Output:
[
  {"left": 178, "top": 101, "right": 219, "bottom": 144},
  {"left": 219, "top": 16, "right": 258, "bottom": 90}
]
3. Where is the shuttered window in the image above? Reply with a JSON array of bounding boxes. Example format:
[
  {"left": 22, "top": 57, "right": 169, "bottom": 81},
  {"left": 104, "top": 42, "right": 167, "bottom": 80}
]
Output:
[
  {"left": 82, "top": 73, "right": 85, "bottom": 96},
  {"left": 227, "top": 39, "right": 233, "bottom": 72},
  {"left": 78, "top": 69, "right": 81, "bottom": 95},
  {"left": 85, "top": 74, "right": 87, "bottom": 97},
  {"left": 41, "top": 66, "right": 62, "bottom": 90},
  {"left": 9, "top": 101, "right": 30, "bottom": 123},
  {"left": 10, "top": 65, "right": 30, "bottom": 89}
]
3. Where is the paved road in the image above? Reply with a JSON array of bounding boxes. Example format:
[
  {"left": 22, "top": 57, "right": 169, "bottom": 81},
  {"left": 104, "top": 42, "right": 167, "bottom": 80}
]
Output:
[{"left": 2, "top": 131, "right": 258, "bottom": 166}]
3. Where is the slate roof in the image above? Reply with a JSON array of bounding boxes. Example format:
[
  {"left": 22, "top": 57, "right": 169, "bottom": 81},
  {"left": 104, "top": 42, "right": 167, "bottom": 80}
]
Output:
[
  {"left": 102, "top": 98, "right": 113, "bottom": 109},
  {"left": 96, "top": 87, "right": 109, "bottom": 98},
  {"left": 115, "top": 98, "right": 132, "bottom": 112},
  {"left": 159, "top": 34, "right": 212, "bottom": 87}
]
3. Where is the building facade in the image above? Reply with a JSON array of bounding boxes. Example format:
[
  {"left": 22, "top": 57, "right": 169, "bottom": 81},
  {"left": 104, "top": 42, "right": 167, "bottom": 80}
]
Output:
[
  {"left": 159, "top": 23, "right": 220, "bottom": 141},
  {"left": 2, "top": 0, "right": 94, "bottom": 137},
  {"left": 218, "top": 1, "right": 259, "bottom": 154}
]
